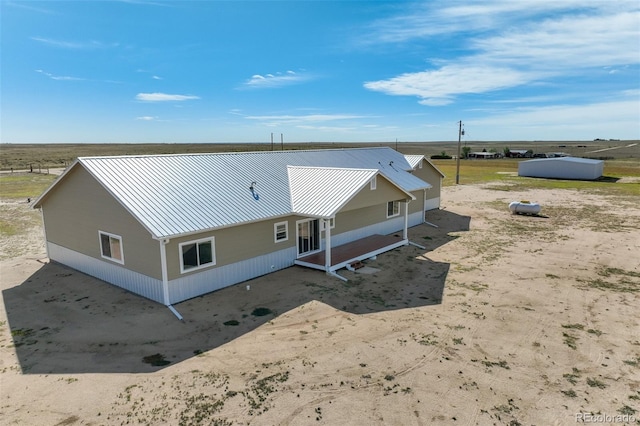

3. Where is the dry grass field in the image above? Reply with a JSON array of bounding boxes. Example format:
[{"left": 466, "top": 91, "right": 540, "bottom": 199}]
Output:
[
  {"left": 0, "top": 142, "right": 639, "bottom": 425},
  {"left": 1, "top": 139, "right": 638, "bottom": 170}
]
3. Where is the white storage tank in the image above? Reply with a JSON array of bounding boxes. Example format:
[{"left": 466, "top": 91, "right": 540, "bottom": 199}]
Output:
[{"left": 509, "top": 201, "right": 541, "bottom": 215}]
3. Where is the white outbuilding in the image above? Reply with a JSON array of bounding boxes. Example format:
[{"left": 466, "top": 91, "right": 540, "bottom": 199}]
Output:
[{"left": 518, "top": 157, "right": 604, "bottom": 180}]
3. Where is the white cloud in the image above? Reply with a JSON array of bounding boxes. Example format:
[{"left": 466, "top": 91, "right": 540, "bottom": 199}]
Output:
[
  {"left": 362, "top": 2, "right": 640, "bottom": 106},
  {"left": 245, "top": 114, "right": 367, "bottom": 125},
  {"left": 35, "top": 69, "right": 84, "bottom": 81},
  {"left": 473, "top": 11, "right": 640, "bottom": 69},
  {"left": 365, "top": 66, "right": 531, "bottom": 105},
  {"left": 31, "top": 36, "right": 118, "bottom": 49},
  {"left": 135, "top": 92, "right": 200, "bottom": 101},
  {"left": 243, "top": 70, "right": 312, "bottom": 89},
  {"left": 476, "top": 100, "right": 639, "bottom": 127},
  {"left": 6, "top": 1, "right": 56, "bottom": 14},
  {"left": 136, "top": 116, "right": 158, "bottom": 121},
  {"left": 152, "top": 75, "right": 163, "bottom": 80},
  {"left": 364, "top": 0, "right": 638, "bottom": 44},
  {"left": 467, "top": 99, "right": 640, "bottom": 139}
]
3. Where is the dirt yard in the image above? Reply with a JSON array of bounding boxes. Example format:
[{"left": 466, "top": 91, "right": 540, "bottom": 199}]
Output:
[{"left": 1, "top": 183, "right": 639, "bottom": 425}]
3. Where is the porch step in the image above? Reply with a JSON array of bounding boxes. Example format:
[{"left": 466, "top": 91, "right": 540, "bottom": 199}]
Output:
[{"left": 347, "top": 261, "right": 365, "bottom": 271}]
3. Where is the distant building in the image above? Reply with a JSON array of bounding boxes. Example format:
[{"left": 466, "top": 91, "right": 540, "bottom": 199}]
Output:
[
  {"left": 468, "top": 152, "right": 500, "bottom": 159},
  {"left": 506, "top": 149, "right": 531, "bottom": 158},
  {"left": 518, "top": 157, "right": 604, "bottom": 180}
]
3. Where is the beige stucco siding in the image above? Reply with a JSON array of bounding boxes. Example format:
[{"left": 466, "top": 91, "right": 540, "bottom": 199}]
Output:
[
  {"left": 333, "top": 202, "right": 404, "bottom": 234},
  {"left": 39, "top": 165, "right": 162, "bottom": 279},
  {"left": 166, "top": 215, "right": 304, "bottom": 280},
  {"left": 411, "top": 160, "right": 443, "bottom": 203},
  {"left": 408, "top": 191, "right": 423, "bottom": 214},
  {"left": 166, "top": 196, "right": 410, "bottom": 281},
  {"left": 341, "top": 176, "right": 409, "bottom": 212}
]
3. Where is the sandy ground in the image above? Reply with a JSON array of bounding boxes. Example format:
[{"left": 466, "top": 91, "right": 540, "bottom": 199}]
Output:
[{"left": 1, "top": 184, "right": 639, "bottom": 425}]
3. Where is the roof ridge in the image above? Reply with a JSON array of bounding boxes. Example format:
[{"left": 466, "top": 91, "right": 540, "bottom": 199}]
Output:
[
  {"left": 286, "top": 165, "right": 378, "bottom": 172},
  {"left": 78, "top": 146, "right": 394, "bottom": 161}
]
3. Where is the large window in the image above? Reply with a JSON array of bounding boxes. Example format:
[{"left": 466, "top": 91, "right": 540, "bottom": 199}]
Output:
[
  {"left": 387, "top": 201, "right": 400, "bottom": 218},
  {"left": 274, "top": 221, "right": 288, "bottom": 243},
  {"left": 99, "top": 231, "right": 124, "bottom": 264},
  {"left": 179, "top": 237, "right": 215, "bottom": 273}
]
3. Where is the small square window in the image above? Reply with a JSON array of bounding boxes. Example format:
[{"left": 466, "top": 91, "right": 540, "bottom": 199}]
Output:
[
  {"left": 386, "top": 201, "right": 400, "bottom": 218},
  {"left": 274, "top": 221, "right": 288, "bottom": 242},
  {"left": 179, "top": 237, "right": 215, "bottom": 273},
  {"left": 99, "top": 231, "right": 124, "bottom": 264},
  {"left": 321, "top": 218, "right": 335, "bottom": 231}
]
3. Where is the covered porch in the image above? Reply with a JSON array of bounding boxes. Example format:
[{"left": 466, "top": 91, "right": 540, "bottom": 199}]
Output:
[{"left": 294, "top": 234, "right": 407, "bottom": 273}]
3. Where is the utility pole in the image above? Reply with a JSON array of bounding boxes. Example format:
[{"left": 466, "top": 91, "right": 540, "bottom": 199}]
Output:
[
  {"left": 455, "top": 120, "right": 464, "bottom": 184},
  {"left": 270, "top": 133, "right": 274, "bottom": 151},
  {"left": 281, "top": 133, "right": 284, "bottom": 150}
]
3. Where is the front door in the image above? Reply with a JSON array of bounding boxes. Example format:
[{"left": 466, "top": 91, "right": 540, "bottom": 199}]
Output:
[{"left": 297, "top": 219, "right": 320, "bottom": 256}]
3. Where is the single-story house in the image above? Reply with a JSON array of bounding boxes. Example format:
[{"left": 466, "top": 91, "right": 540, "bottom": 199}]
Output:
[
  {"left": 518, "top": 157, "right": 604, "bottom": 180},
  {"left": 506, "top": 149, "right": 531, "bottom": 158},
  {"left": 33, "top": 148, "right": 443, "bottom": 313},
  {"left": 468, "top": 152, "right": 501, "bottom": 159}
]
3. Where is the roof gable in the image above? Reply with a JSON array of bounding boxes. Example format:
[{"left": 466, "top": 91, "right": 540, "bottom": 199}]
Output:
[
  {"left": 288, "top": 166, "right": 377, "bottom": 218},
  {"left": 288, "top": 166, "right": 414, "bottom": 218},
  {"left": 404, "top": 154, "right": 445, "bottom": 177}
]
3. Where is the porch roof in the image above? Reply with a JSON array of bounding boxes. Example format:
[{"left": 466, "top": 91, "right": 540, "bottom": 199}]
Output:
[{"left": 287, "top": 166, "right": 414, "bottom": 218}]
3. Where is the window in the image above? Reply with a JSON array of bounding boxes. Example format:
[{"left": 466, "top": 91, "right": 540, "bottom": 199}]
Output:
[
  {"left": 99, "top": 231, "right": 124, "bottom": 264},
  {"left": 386, "top": 201, "right": 400, "bottom": 218},
  {"left": 370, "top": 176, "right": 377, "bottom": 190},
  {"left": 274, "top": 221, "right": 288, "bottom": 243},
  {"left": 179, "top": 237, "right": 215, "bottom": 273},
  {"left": 418, "top": 161, "right": 423, "bottom": 169},
  {"left": 321, "top": 218, "right": 335, "bottom": 230}
]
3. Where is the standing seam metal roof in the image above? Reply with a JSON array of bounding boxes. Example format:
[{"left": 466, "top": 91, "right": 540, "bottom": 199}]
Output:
[
  {"left": 37, "top": 147, "right": 432, "bottom": 239},
  {"left": 288, "top": 166, "right": 382, "bottom": 218}
]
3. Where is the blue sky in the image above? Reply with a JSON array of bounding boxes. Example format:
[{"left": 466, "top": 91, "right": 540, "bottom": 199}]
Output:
[{"left": 1, "top": 0, "right": 639, "bottom": 143}]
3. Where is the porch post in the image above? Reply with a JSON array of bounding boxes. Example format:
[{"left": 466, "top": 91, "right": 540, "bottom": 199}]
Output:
[
  {"left": 403, "top": 200, "right": 409, "bottom": 240},
  {"left": 324, "top": 218, "right": 332, "bottom": 271}
]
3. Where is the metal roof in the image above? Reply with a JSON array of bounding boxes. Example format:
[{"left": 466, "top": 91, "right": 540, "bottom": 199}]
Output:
[
  {"left": 288, "top": 167, "right": 378, "bottom": 218},
  {"left": 35, "top": 147, "right": 432, "bottom": 239},
  {"left": 521, "top": 156, "right": 603, "bottom": 165},
  {"left": 404, "top": 154, "right": 446, "bottom": 177},
  {"left": 404, "top": 155, "right": 424, "bottom": 169},
  {"left": 288, "top": 166, "right": 414, "bottom": 218}
]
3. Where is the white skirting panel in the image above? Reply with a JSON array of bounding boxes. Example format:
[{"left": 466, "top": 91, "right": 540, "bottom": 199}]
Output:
[
  {"left": 47, "top": 212, "right": 427, "bottom": 307},
  {"left": 408, "top": 210, "right": 424, "bottom": 227},
  {"left": 168, "top": 245, "right": 298, "bottom": 304},
  {"left": 424, "top": 197, "right": 441, "bottom": 211},
  {"left": 47, "top": 242, "right": 164, "bottom": 303}
]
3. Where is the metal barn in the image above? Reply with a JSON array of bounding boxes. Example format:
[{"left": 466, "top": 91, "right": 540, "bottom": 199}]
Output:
[{"left": 518, "top": 157, "right": 604, "bottom": 180}]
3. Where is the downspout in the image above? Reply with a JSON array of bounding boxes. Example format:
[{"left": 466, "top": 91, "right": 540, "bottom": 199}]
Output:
[
  {"left": 160, "top": 239, "right": 183, "bottom": 321},
  {"left": 403, "top": 200, "right": 409, "bottom": 242},
  {"left": 423, "top": 188, "right": 439, "bottom": 228},
  {"left": 423, "top": 189, "right": 427, "bottom": 224},
  {"left": 39, "top": 206, "right": 50, "bottom": 259}
]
